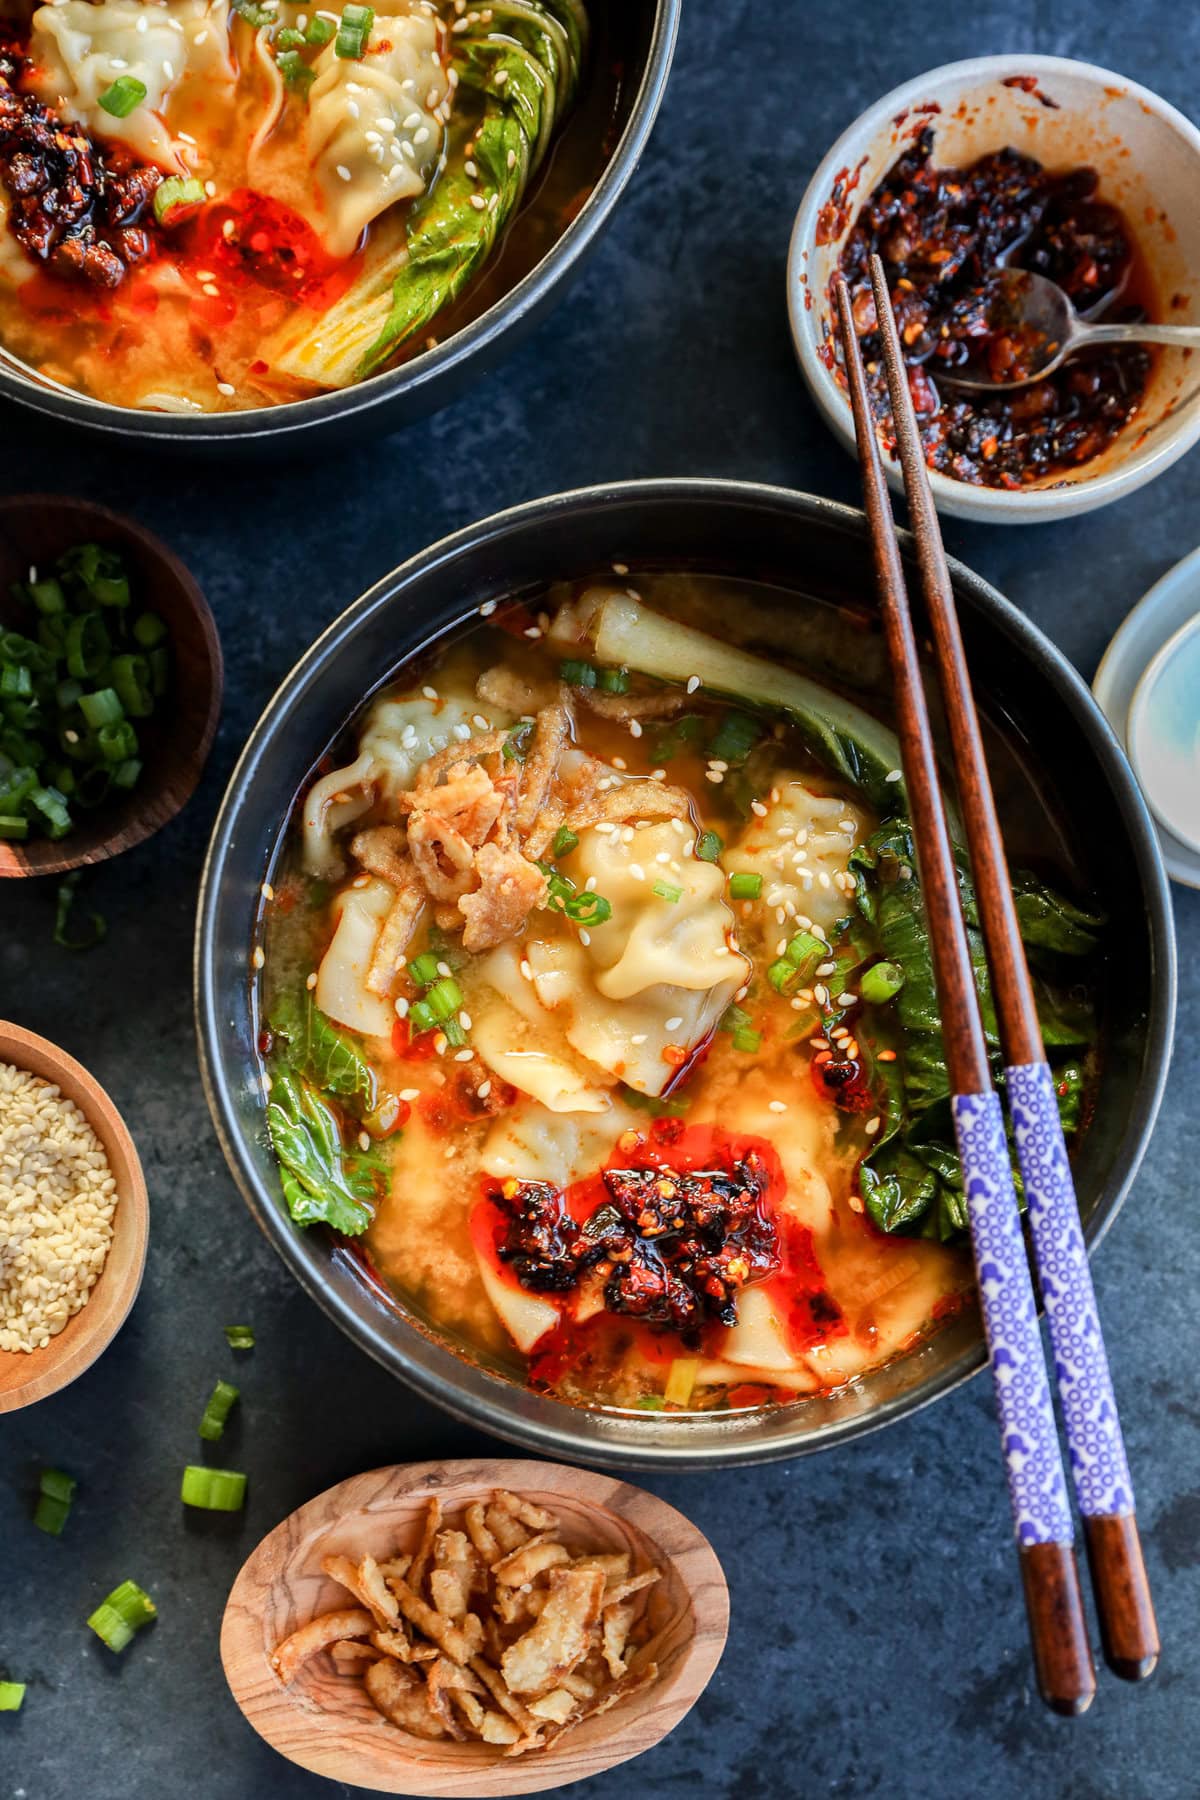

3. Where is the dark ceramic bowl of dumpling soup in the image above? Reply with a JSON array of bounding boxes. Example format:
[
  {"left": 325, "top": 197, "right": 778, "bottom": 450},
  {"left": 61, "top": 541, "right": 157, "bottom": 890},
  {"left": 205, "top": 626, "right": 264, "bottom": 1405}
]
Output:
[
  {"left": 0, "top": 1, "right": 678, "bottom": 449},
  {"left": 196, "top": 479, "right": 1174, "bottom": 1469}
]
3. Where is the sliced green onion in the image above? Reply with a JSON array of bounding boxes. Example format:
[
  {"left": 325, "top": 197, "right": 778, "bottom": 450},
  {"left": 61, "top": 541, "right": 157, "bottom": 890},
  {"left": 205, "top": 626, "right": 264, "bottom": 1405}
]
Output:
[
  {"left": 695, "top": 830, "right": 722, "bottom": 863},
  {"left": 180, "top": 1465, "right": 246, "bottom": 1511},
  {"left": 709, "top": 711, "right": 761, "bottom": 764},
  {"left": 224, "top": 1323, "right": 255, "bottom": 1349},
  {"left": 408, "top": 951, "right": 440, "bottom": 989},
  {"left": 767, "top": 957, "right": 797, "bottom": 994},
  {"left": 563, "top": 889, "right": 612, "bottom": 925},
  {"left": 859, "top": 960, "right": 905, "bottom": 1004},
  {"left": 97, "top": 720, "right": 138, "bottom": 765},
  {"left": 231, "top": 0, "right": 277, "bottom": 22},
  {"left": 30, "top": 785, "right": 71, "bottom": 838},
  {"left": 597, "top": 667, "right": 630, "bottom": 695},
  {"left": 425, "top": 976, "right": 463, "bottom": 1021},
  {"left": 87, "top": 1580, "right": 156, "bottom": 1652},
  {"left": 276, "top": 24, "right": 305, "bottom": 44},
  {"left": 502, "top": 722, "right": 532, "bottom": 763},
  {"left": 198, "top": 1378, "right": 240, "bottom": 1442},
  {"left": 731, "top": 1026, "right": 762, "bottom": 1054},
  {"left": 653, "top": 879, "right": 683, "bottom": 904},
  {"left": 97, "top": 74, "right": 147, "bottom": 117},
  {"left": 0, "top": 815, "right": 29, "bottom": 839},
  {"left": 305, "top": 11, "right": 335, "bottom": 41},
  {"left": 0, "top": 663, "right": 32, "bottom": 700},
  {"left": 334, "top": 1, "right": 373, "bottom": 57},
  {"left": 786, "top": 929, "right": 826, "bottom": 972},
  {"left": 54, "top": 871, "right": 107, "bottom": 950},
  {"left": 0, "top": 1683, "right": 25, "bottom": 1711},
  {"left": 64, "top": 613, "right": 109, "bottom": 680},
  {"left": 30, "top": 577, "right": 65, "bottom": 615},
  {"left": 719, "top": 1003, "right": 753, "bottom": 1034},
  {"left": 441, "top": 1017, "right": 467, "bottom": 1048},
  {"left": 552, "top": 825, "right": 579, "bottom": 859},
  {"left": 634, "top": 1394, "right": 665, "bottom": 1411},
  {"left": 78, "top": 688, "right": 122, "bottom": 729},
  {"left": 729, "top": 872, "right": 762, "bottom": 900},
  {"left": 276, "top": 47, "right": 315, "bottom": 89},
  {"left": 558, "top": 659, "right": 597, "bottom": 688},
  {"left": 112, "top": 757, "right": 142, "bottom": 790},
  {"left": 153, "top": 176, "right": 207, "bottom": 228},
  {"left": 34, "top": 1467, "right": 77, "bottom": 1535},
  {"left": 408, "top": 999, "right": 437, "bottom": 1035},
  {"left": 132, "top": 611, "right": 167, "bottom": 648}
]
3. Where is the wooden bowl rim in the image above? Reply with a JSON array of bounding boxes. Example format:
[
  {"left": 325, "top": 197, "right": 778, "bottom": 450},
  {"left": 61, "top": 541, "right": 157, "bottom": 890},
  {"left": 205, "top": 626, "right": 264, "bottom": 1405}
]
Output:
[
  {"left": 0, "top": 1019, "right": 148, "bottom": 1411},
  {"left": 0, "top": 493, "right": 223, "bottom": 879},
  {"left": 220, "top": 1457, "right": 729, "bottom": 1796}
]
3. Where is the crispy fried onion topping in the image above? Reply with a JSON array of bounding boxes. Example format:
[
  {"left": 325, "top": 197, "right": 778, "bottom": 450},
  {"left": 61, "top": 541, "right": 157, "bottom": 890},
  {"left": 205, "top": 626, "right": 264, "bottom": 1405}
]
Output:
[{"left": 347, "top": 701, "right": 691, "bottom": 967}]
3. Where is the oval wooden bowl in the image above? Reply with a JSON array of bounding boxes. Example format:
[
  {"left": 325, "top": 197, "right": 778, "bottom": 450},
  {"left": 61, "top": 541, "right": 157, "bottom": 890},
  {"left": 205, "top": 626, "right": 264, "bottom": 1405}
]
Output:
[
  {"left": 0, "top": 1021, "right": 149, "bottom": 1412},
  {"left": 221, "top": 1458, "right": 729, "bottom": 1797},
  {"left": 0, "top": 494, "right": 222, "bottom": 878}
]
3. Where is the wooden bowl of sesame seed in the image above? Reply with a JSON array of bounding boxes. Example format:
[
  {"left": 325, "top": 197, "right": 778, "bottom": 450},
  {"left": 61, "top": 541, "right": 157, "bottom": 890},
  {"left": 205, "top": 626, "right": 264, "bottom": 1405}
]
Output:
[
  {"left": 0, "top": 495, "right": 222, "bottom": 879},
  {"left": 0, "top": 1020, "right": 148, "bottom": 1412}
]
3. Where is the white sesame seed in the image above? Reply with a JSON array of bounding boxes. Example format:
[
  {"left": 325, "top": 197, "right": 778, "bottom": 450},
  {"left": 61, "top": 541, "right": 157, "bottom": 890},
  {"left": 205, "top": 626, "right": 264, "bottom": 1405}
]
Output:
[
  {"left": 422, "top": 685, "right": 438, "bottom": 700},
  {"left": 336, "top": 164, "right": 352, "bottom": 181},
  {"left": 251, "top": 946, "right": 265, "bottom": 970},
  {"left": 216, "top": 380, "right": 235, "bottom": 395},
  {"left": 705, "top": 771, "right": 724, "bottom": 785},
  {"left": 399, "top": 1088, "right": 420, "bottom": 1102},
  {"left": 436, "top": 961, "right": 451, "bottom": 977},
  {"left": 394, "top": 996, "right": 409, "bottom": 1017},
  {"left": 630, "top": 1034, "right": 648, "bottom": 1046},
  {"left": 686, "top": 675, "right": 701, "bottom": 694},
  {"left": 469, "top": 193, "right": 486, "bottom": 210},
  {"left": 885, "top": 768, "right": 903, "bottom": 783},
  {"left": 839, "top": 819, "right": 856, "bottom": 833},
  {"left": 629, "top": 863, "right": 645, "bottom": 881},
  {"left": 816, "top": 961, "right": 836, "bottom": 977},
  {"left": 358, "top": 1131, "right": 371, "bottom": 1152},
  {"left": 650, "top": 769, "right": 666, "bottom": 782},
  {"left": 454, "top": 1049, "right": 473, "bottom": 1063},
  {"left": 477, "top": 1081, "right": 492, "bottom": 1099},
  {"left": 865, "top": 1117, "right": 881, "bottom": 1136},
  {"left": 261, "top": 881, "right": 274, "bottom": 901},
  {"left": 665, "top": 1016, "right": 683, "bottom": 1032},
  {"left": 750, "top": 800, "right": 768, "bottom": 817},
  {"left": 523, "top": 625, "right": 542, "bottom": 638},
  {"left": 520, "top": 960, "right": 533, "bottom": 981},
  {"left": 479, "top": 599, "right": 497, "bottom": 616},
  {"left": 578, "top": 930, "right": 590, "bottom": 946},
  {"left": 769, "top": 1100, "right": 788, "bottom": 1114},
  {"left": 306, "top": 972, "right": 318, "bottom": 991},
  {"left": 458, "top": 1012, "right": 472, "bottom": 1030},
  {"left": 629, "top": 721, "right": 643, "bottom": 739}
]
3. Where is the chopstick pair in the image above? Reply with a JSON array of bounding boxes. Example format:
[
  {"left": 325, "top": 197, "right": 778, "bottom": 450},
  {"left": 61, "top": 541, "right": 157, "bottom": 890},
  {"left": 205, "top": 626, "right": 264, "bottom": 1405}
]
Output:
[{"left": 834, "top": 258, "right": 1158, "bottom": 1716}]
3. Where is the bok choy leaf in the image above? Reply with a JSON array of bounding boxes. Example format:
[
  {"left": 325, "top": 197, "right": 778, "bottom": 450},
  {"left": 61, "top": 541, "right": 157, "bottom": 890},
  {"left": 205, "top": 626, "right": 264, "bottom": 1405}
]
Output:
[
  {"left": 847, "top": 820, "right": 1101, "bottom": 1240},
  {"left": 265, "top": 1071, "right": 380, "bottom": 1237}
]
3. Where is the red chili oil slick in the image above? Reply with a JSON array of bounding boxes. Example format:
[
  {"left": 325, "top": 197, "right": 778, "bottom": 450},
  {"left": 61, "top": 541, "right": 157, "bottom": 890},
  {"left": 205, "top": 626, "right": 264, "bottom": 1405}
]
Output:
[{"left": 470, "top": 1121, "right": 849, "bottom": 1402}]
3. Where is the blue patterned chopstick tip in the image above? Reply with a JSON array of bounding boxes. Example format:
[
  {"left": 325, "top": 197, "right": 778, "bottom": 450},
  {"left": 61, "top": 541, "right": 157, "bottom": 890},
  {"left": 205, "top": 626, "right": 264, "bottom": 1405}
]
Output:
[
  {"left": 1007, "top": 1060, "right": 1134, "bottom": 1518},
  {"left": 954, "top": 1089, "right": 1074, "bottom": 1546}
]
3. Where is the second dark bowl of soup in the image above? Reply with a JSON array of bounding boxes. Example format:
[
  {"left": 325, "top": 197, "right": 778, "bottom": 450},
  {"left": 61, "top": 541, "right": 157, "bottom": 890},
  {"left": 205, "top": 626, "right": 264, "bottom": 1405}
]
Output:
[
  {"left": 0, "top": 1, "right": 678, "bottom": 450},
  {"left": 196, "top": 479, "right": 1174, "bottom": 1468}
]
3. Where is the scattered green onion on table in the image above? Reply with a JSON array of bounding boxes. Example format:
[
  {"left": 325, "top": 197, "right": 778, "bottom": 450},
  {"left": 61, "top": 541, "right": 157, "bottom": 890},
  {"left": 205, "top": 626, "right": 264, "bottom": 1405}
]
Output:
[
  {"left": 33, "top": 1468, "right": 77, "bottom": 1536},
  {"left": 87, "top": 1580, "right": 156, "bottom": 1653},
  {"left": 1, "top": 543, "right": 170, "bottom": 842},
  {"left": 198, "top": 1379, "right": 240, "bottom": 1442},
  {"left": 0, "top": 1682, "right": 25, "bottom": 1712},
  {"left": 180, "top": 1465, "right": 247, "bottom": 1512}
]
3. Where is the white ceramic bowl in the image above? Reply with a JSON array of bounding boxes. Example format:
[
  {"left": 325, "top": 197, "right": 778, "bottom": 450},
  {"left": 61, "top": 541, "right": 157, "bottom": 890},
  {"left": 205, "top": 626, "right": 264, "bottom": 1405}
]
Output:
[
  {"left": 1127, "top": 610, "right": 1200, "bottom": 853},
  {"left": 786, "top": 55, "right": 1200, "bottom": 524}
]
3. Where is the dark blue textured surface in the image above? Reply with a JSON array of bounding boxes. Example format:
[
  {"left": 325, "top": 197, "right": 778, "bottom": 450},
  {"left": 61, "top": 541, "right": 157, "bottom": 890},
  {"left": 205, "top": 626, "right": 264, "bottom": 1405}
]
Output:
[{"left": 2, "top": 5, "right": 1198, "bottom": 1797}]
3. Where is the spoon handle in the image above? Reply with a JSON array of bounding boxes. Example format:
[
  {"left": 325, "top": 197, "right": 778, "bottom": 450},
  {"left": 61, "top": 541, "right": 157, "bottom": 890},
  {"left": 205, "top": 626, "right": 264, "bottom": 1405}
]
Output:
[{"left": 1080, "top": 321, "right": 1200, "bottom": 350}]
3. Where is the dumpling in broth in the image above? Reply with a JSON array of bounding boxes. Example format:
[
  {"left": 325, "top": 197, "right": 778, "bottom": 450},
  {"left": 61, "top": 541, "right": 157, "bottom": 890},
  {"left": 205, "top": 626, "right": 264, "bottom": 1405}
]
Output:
[
  {"left": 726, "top": 776, "right": 871, "bottom": 936},
  {"left": 301, "top": 12, "right": 449, "bottom": 257},
  {"left": 27, "top": 0, "right": 235, "bottom": 174},
  {"left": 526, "top": 820, "right": 749, "bottom": 1096}
]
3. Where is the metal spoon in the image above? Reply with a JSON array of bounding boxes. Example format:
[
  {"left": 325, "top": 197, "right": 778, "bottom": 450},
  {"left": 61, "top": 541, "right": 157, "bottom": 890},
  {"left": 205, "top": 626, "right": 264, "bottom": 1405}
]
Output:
[{"left": 937, "top": 268, "right": 1200, "bottom": 391}]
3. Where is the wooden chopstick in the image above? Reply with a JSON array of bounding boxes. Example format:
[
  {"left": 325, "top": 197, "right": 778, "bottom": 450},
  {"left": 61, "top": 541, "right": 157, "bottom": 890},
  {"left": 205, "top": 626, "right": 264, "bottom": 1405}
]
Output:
[
  {"left": 864, "top": 253, "right": 1159, "bottom": 1684},
  {"left": 833, "top": 273, "right": 1096, "bottom": 1717}
]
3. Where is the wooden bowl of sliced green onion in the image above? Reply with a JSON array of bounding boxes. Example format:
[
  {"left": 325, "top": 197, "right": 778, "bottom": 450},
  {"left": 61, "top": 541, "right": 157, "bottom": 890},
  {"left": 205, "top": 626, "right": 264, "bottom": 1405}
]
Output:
[{"left": 0, "top": 495, "right": 222, "bottom": 877}]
